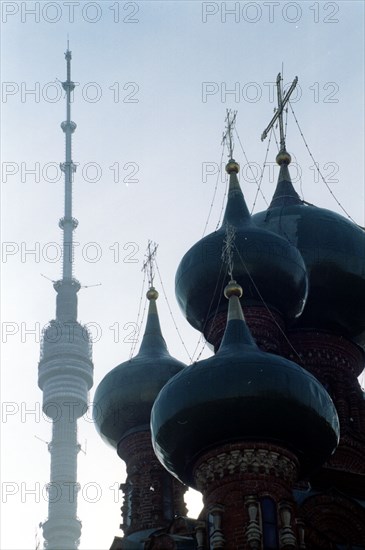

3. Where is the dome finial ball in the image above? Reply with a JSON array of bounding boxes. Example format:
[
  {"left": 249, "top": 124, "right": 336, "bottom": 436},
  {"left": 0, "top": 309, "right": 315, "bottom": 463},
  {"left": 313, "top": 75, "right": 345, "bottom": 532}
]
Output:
[
  {"left": 146, "top": 287, "right": 159, "bottom": 300},
  {"left": 224, "top": 280, "right": 243, "bottom": 299},
  {"left": 276, "top": 150, "right": 292, "bottom": 166},
  {"left": 225, "top": 160, "right": 240, "bottom": 174}
]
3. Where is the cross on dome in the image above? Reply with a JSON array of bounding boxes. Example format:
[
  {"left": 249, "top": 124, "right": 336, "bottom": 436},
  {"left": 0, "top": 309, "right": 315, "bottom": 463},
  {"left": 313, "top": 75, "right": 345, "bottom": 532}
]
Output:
[{"left": 261, "top": 72, "right": 298, "bottom": 163}]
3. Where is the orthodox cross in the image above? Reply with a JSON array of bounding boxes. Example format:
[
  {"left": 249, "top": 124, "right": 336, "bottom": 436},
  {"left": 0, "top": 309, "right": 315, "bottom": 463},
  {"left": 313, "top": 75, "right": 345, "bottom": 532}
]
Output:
[
  {"left": 222, "top": 224, "right": 236, "bottom": 280},
  {"left": 142, "top": 240, "right": 158, "bottom": 288},
  {"left": 261, "top": 73, "right": 298, "bottom": 151},
  {"left": 222, "top": 109, "right": 237, "bottom": 159}
]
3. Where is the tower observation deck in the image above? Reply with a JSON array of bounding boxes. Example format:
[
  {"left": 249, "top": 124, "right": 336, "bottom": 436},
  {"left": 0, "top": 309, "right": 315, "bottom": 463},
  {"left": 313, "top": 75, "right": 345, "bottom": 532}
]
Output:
[{"left": 38, "top": 48, "right": 94, "bottom": 550}]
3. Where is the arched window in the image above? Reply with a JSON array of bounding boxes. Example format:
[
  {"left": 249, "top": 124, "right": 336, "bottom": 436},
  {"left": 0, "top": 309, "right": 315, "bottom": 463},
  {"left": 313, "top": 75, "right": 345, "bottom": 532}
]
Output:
[{"left": 260, "top": 497, "right": 279, "bottom": 549}]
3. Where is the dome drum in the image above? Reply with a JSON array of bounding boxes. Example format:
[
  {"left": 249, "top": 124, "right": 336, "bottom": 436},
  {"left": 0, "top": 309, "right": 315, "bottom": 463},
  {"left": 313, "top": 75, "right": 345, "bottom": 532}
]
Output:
[
  {"left": 193, "top": 441, "right": 299, "bottom": 495},
  {"left": 204, "top": 305, "right": 286, "bottom": 353},
  {"left": 284, "top": 328, "right": 365, "bottom": 379}
]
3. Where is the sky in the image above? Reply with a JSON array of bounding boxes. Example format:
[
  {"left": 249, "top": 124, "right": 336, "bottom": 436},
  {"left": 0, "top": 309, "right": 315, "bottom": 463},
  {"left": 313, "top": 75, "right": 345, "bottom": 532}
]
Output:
[{"left": 1, "top": 1, "right": 364, "bottom": 549}]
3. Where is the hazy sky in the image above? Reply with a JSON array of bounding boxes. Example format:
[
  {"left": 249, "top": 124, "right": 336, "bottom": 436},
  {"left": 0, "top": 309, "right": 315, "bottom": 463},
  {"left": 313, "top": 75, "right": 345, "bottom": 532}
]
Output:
[{"left": 1, "top": 1, "right": 364, "bottom": 549}]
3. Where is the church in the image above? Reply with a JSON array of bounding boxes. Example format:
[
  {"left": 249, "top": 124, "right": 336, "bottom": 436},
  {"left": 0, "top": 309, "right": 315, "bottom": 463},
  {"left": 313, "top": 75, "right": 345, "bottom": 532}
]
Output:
[{"left": 92, "top": 77, "right": 365, "bottom": 549}]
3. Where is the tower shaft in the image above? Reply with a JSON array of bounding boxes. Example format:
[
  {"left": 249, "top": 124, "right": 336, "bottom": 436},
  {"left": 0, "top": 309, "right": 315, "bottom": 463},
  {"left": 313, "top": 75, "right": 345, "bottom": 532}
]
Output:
[{"left": 42, "top": 410, "right": 81, "bottom": 550}]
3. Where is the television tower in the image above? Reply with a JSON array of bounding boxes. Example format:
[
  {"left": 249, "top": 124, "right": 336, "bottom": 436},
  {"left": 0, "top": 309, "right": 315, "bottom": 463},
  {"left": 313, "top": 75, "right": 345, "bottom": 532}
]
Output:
[{"left": 38, "top": 47, "right": 94, "bottom": 550}]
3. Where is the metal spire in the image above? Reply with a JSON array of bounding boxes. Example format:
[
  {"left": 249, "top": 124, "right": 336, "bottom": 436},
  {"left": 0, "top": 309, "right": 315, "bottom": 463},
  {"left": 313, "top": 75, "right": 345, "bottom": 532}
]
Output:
[
  {"left": 53, "top": 44, "right": 80, "bottom": 323},
  {"left": 222, "top": 109, "right": 237, "bottom": 160},
  {"left": 59, "top": 44, "right": 78, "bottom": 282},
  {"left": 261, "top": 73, "right": 298, "bottom": 152}
]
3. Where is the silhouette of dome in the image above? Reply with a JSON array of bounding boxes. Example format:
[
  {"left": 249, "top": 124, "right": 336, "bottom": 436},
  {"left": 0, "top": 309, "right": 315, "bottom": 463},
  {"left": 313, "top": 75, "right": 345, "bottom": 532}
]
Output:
[
  {"left": 94, "top": 289, "right": 186, "bottom": 448},
  {"left": 152, "top": 282, "right": 339, "bottom": 487},
  {"left": 252, "top": 162, "right": 365, "bottom": 345},
  {"left": 175, "top": 160, "right": 308, "bottom": 344}
]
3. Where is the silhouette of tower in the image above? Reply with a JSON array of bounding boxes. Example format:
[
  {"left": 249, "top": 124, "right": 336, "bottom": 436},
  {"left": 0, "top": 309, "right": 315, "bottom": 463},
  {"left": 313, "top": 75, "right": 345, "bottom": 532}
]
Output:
[{"left": 38, "top": 47, "right": 94, "bottom": 550}]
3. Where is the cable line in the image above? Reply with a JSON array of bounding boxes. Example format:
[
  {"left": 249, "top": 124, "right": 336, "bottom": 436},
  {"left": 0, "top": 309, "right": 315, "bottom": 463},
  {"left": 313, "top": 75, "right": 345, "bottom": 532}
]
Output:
[
  {"left": 202, "top": 143, "right": 226, "bottom": 237},
  {"left": 288, "top": 101, "right": 357, "bottom": 225},
  {"left": 233, "top": 243, "right": 303, "bottom": 365},
  {"left": 235, "top": 127, "right": 269, "bottom": 207},
  {"left": 155, "top": 259, "right": 193, "bottom": 363},
  {"left": 129, "top": 269, "right": 147, "bottom": 359}
]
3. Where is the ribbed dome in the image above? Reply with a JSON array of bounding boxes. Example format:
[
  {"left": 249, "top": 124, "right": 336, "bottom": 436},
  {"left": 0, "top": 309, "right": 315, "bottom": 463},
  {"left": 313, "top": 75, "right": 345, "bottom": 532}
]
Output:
[
  {"left": 93, "top": 290, "right": 186, "bottom": 448},
  {"left": 252, "top": 163, "right": 365, "bottom": 345},
  {"left": 175, "top": 161, "right": 308, "bottom": 342},
  {"left": 151, "top": 283, "right": 339, "bottom": 487}
]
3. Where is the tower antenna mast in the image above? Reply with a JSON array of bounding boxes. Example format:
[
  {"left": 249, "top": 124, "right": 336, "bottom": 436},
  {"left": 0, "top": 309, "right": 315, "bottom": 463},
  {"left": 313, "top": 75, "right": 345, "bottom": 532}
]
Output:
[{"left": 59, "top": 42, "right": 78, "bottom": 282}]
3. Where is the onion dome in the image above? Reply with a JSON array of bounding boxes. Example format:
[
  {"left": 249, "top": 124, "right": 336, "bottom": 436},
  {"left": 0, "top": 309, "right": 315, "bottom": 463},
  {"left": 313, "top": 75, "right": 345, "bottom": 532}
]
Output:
[
  {"left": 151, "top": 282, "right": 339, "bottom": 487},
  {"left": 252, "top": 154, "right": 365, "bottom": 345},
  {"left": 93, "top": 288, "right": 186, "bottom": 448},
  {"left": 175, "top": 159, "right": 308, "bottom": 341}
]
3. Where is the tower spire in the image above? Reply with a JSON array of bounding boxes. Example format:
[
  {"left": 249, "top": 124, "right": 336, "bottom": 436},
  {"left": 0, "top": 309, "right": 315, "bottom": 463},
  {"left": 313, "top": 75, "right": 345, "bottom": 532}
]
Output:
[
  {"left": 38, "top": 49, "right": 94, "bottom": 550},
  {"left": 60, "top": 45, "right": 77, "bottom": 282},
  {"left": 53, "top": 46, "right": 80, "bottom": 323}
]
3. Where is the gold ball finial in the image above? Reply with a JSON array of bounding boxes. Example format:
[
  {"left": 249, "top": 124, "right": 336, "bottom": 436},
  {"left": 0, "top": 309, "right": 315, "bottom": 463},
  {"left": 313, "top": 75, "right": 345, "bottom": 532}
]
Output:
[
  {"left": 224, "top": 280, "right": 243, "bottom": 299},
  {"left": 146, "top": 287, "right": 159, "bottom": 300},
  {"left": 276, "top": 150, "right": 292, "bottom": 166},
  {"left": 225, "top": 159, "right": 240, "bottom": 174}
]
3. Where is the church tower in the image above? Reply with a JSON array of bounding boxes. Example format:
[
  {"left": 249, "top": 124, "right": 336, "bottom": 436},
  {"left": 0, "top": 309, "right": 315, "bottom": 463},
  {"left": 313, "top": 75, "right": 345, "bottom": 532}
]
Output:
[
  {"left": 252, "top": 73, "right": 365, "bottom": 548},
  {"left": 92, "top": 73, "right": 365, "bottom": 549},
  {"left": 151, "top": 109, "right": 340, "bottom": 546},
  {"left": 153, "top": 86, "right": 365, "bottom": 547},
  {"left": 93, "top": 245, "right": 194, "bottom": 548}
]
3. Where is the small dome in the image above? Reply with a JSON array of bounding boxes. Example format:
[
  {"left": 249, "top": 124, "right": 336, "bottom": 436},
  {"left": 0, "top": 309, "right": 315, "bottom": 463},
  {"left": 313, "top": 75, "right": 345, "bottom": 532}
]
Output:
[
  {"left": 93, "top": 290, "right": 186, "bottom": 448},
  {"left": 252, "top": 163, "right": 365, "bottom": 345},
  {"left": 175, "top": 162, "right": 308, "bottom": 341},
  {"left": 151, "top": 284, "right": 339, "bottom": 487}
]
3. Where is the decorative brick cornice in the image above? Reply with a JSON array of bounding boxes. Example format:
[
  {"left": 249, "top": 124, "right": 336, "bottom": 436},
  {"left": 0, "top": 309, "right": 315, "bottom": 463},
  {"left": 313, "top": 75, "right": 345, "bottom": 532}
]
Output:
[
  {"left": 194, "top": 444, "right": 298, "bottom": 493},
  {"left": 325, "top": 434, "right": 365, "bottom": 474},
  {"left": 286, "top": 329, "right": 365, "bottom": 378}
]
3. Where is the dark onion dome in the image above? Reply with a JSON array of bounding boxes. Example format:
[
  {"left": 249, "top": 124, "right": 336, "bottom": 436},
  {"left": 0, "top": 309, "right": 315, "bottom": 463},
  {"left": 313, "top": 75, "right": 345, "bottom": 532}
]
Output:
[
  {"left": 252, "top": 153, "right": 365, "bottom": 345},
  {"left": 151, "top": 281, "right": 339, "bottom": 487},
  {"left": 93, "top": 288, "right": 186, "bottom": 448},
  {"left": 175, "top": 159, "right": 308, "bottom": 341}
]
